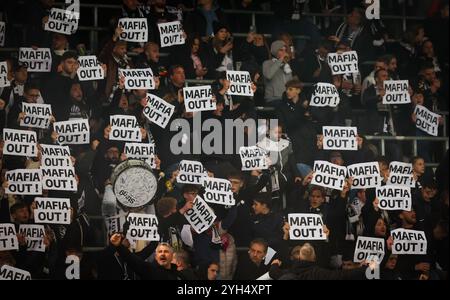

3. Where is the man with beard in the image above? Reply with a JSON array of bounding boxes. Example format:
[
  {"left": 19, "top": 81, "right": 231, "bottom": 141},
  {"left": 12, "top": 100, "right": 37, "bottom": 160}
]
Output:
[{"left": 91, "top": 141, "right": 121, "bottom": 194}]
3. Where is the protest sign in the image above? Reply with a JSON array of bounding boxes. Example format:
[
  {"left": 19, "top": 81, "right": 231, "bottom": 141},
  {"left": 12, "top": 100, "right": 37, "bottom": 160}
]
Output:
[
  {"left": 54, "top": 119, "right": 90, "bottom": 145},
  {"left": 109, "top": 115, "right": 142, "bottom": 142},
  {"left": 0, "top": 21, "right": 5, "bottom": 47},
  {"left": 126, "top": 213, "right": 160, "bottom": 241},
  {"left": 34, "top": 198, "right": 71, "bottom": 225},
  {"left": 77, "top": 55, "right": 105, "bottom": 81},
  {"left": 239, "top": 146, "right": 268, "bottom": 171},
  {"left": 347, "top": 162, "right": 382, "bottom": 189},
  {"left": 42, "top": 167, "right": 77, "bottom": 192},
  {"left": 124, "top": 143, "right": 155, "bottom": 159},
  {"left": 0, "top": 224, "right": 18, "bottom": 251},
  {"left": 376, "top": 186, "right": 412, "bottom": 211},
  {"left": 18, "top": 225, "right": 46, "bottom": 252},
  {"left": 415, "top": 105, "right": 440, "bottom": 137},
  {"left": 20, "top": 103, "right": 52, "bottom": 129},
  {"left": 310, "top": 83, "right": 340, "bottom": 107},
  {"left": 41, "top": 144, "right": 71, "bottom": 157},
  {"left": 3, "top": 129, "right": 38, "bottom": 157},
  {"left": 323, "top": 126, "right": 358, "bottom": 151},
  {"left": 177, "top": 160, "right": 208, "bottom": 185},
  {"left": 118, "top": 18, "right": 148, "bottom": 43},
  {"left": 184, "top": 86, "right": 216, "bottom": 113},
  {"left": 288, "top": 214, "right": 327, "bottom": 240},
  {"left": 40, "top": 156, "right": 73, "bottom": 168},
  {"left": 184, "top": 196, "right": 217, "bottom": 234},
  {"left": 392, "top": 229, "right": 427, "bottom": 255},
  {"left": 18, "top": 48, "right": 52, "bottom": 72},
  {"left": 226, "top": 71, "right": 254, "bottom": 97},
  {"left": 5, "top": 169, "right": 42, "bottom": 195},
  {"left": 44, "top": 8, "right": 79, "bottom": 35},
  {"left": 119, "top": 68, "right": 155, "bottom": 90},
  {"left": 0, "top": 61, "right": 10, "bottom": 88},
  {"left": 312, "top": 160, "right": 347, "bottom": 191},
  {"left": 327, "top": 51, "right": 359, "bottom": 75},
  {"left": 0, "top": 265, "right": 31, "bottom": 280},
  {"left": 203, "top": 177, "right": 235, "bottom": 206},
  {"left": 387, "top": 162, "right": 415, "bottom": 187},
  {"left": 383, "top": 80, "right": 411, "bottom": 104},
  {"left": 354, "top": 236, "right": 385, "bottom": 263},
  {"left": 158, "top": 21, "right": 185, "bottom": 47},
  {"left": 143, "top": 94, "right": 175, "bottom": 129}
]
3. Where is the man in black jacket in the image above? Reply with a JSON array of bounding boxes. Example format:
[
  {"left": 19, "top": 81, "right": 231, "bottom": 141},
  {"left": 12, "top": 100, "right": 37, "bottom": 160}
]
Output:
[{"left": 234, "top": 238, "right": 270, "bottom": 280}]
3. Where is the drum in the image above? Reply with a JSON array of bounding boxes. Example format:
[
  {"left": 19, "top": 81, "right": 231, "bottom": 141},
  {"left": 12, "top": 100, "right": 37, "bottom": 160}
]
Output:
[{"left": 111, "top": 159, "right": 158, "bottom": 210}]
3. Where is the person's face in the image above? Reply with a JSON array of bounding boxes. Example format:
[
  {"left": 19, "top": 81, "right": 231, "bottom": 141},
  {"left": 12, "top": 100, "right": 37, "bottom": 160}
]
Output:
[
  {"left": 374, "top": 219, "right": 387, "bottom": 237},
  {"left": 145, "top": 44, "right": 160, "bottom": 63},
  {"left": 357, "top": 190, "right": 367, "bottom": 203},
  {"left": 133, "top": 89, "right": 147, "bottom": 100},
  {"left": 422, "top": 68, "right": 436, "bottom": 82},
  {"left": 309, "top": 190, "right": 325, "bottom": 209},
  {"left": 25, "top": 88, "right": 40, "bottom": 103},
  {"left": 52, "top": 34, "right": 67, "bottom": 51},
  {"left": 123, "top": 0, "right": 139, "bottom": 10},
  {"left": 271, "top": 126, "right": 283, "bottom": 141},
  {"left": 105, "top": 147, "right": 120, "bottom": 163},
  {"left": 413, "top": 159, "right": 425, "bottom": 175},
  {"left": 183, "top": 191, "right": 198, "bottom": 203},
  {"left": 416, "top": 28, "right": 425, "bottom": 42},
  {"left": 216, "top": 29, "right": 229, "bottom": 41},
  {"left": 207, "top": 264, "right": 219, "bottom": 280},
  {"left": 248, "top": 243, "right": 266, "bottom": 265},
  {"left": 277, "top": 46, "right": 288, "bottom": 60},
  {"left": 119, "top": 95, "right": 129, "bottom": 110},
  {"left": 388, "top": 58, "right": 397, "bottom": 72},
  {"left": 374, "top": 61, "right": 387, "bottom": 72},
  {"left": 331, "top": 155, "right": 344, "bottom": 166},
  {"left": 15, "top": 68, "right": 28, "bottom": 84},
  {"left": 113, "top": 45, "right": 128, "bottom": 59},
  {"left": 199, "top": 0, "right": 213, "bottom": 7},
  {"left": 377, "top": 70, "right": 389, "bottom": 84},
  {"left": 286, "top": 87, "right": 301, "bottom": 100},
  {"left": 342, "top": 261, "right": 359, "bottom": 270},
  {"left": 252, "top": 201, "right": 267, "bottom": 215},
  {"left": 70, "top": 84, "right": 83, "bottom": 102},
  {"left": 348, "top": 10, "right": 361, "bottom": 26},
  {"left": 421, "top": 187, "right": 435, "bottom": 202},
  {"left": 433, "top": 225, "right": 447, "bottom": 240},
  {"left": 401, "top": 210, "right": 417, "bottom": 225},
  {"left": 229, "top": 178, "right": 243, "bottom": 194},
  {"left": 171, "top": 67, "right": 186, "bottom": 86},
  {"left": 191, "top": 38, "right": 200, "bottom": 54},
  {"left": 62, "top": 58, "right": 78, "bottom": 75},
  {"left": 422, "top": 41, "right": 435, "bottom": 58},
  {"left": 155, "top": 245, "right": 173, "bottom": 268},
  {"left": 385, "top": 255, "right": 398, "bottom": 270},
  {"left": 13, "top": 207, "right": 30, "bottom": 224},
  {"left": 317, "top": 46, "right": 329, "bottom": 59},
  {"left": 254, "top": 34, "right": 264, "bottom": 47}
]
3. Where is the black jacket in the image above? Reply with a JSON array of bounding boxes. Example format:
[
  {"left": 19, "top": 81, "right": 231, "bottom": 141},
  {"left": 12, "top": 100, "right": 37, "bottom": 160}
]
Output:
[{"left": 184, "top": 8, "right": 228, "bottom": 38}]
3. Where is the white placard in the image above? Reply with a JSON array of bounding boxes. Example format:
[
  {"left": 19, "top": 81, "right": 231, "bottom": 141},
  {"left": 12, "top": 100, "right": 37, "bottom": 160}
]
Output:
[
  {"left": 288, "top": 214, "right": 327, "bottom": 240},
  {"left": 347, "top": 162, "right": 382, "bottom": 189},
  {"left": 323, "top": 126, "right": 358, "bottom": 151},
  {"left": 158, "top": 21, "right": 185, "bottom": 47},
  {"left": 5, "top": 169, "right": 42, "bottom": 195},
  {"left": 0, "top": 265, "right": 31, "bottom": 281},
  {"left": 109, "top": 115, "right": 142, "bottom": 142},
  {"left": 177, "top": 160, "right": 208, "bottom": 185},
  {"left": 34, "top": 198, "right": 71, "bottom": 225},
  {"left": 18, "top": 48, "right": 52, "bottom": 72},
  {"left": 184, "top": 196, "right": 217, "bottom": 234},
  {"left": 226, "top": 71, "right": 254, "bottom": 97},
  {"left": 415, "top": 105, "right": 440, "bottom": 137},
  {"left": 0, "top": 224, "right": 18, "bottom": 251},
  {"left": 40, "top": 144, "right": 71, "bottom": 157},
  {"left": 387, "top": 162, "right": 415, "bottom": 187},
  {"left": 327, "top": 51, "right": 359, "bottom": 75},
  {"left": 392, "top": 229, "right": 427, "bottom": 255},
  {"left": 124, "top": 143, "right": 155, "bottom": 159},
  {"left": 143, "top": 94, "right": 175, "bottom": 129},
  {"left": 376, "top": 186, "right": 412, "bottom": 211},
  {"left": 312, "top": 160, "right": 347, "bottom": 191},
  {"left": 353, "top": 236, "right": 385, "bottom": 263},
  {"left": 203, "top": 177, "right": 235, "bottom": 206},
  {"left": 40, "top": 156, "right": 73, "bottom": 168},
  {"left": 54, "top": 119, "right": 90, "bottom": 145},
  {"left": 18, "top": 225, "right": 46, "bottom": 252},
  {"left": 239, "top": 146, "right": 268, "bottom": 171},
  {"left": 20, "top": 103, "right": 52, "bottom": 129},
  {"left": 383, "top": 80, "right": 411, "bottom": 104},
  {"left": 3, "top": 128, "right": 38, "bottom": 157},
  {"left": 119, "top": 68, "right": 155, "bottom": 90},
  {"left": 310, "top": 83, "right": 340, "bottom": 107},
  {"left": 118, "top": 18, "right": 148, "bottom": 43},
  {"left": 126, "top": 213, "right": 160, "bottom": 241},
  {"left": 44, "top": 8, "right": 79, "bottom": 35},
  {"left": 77, "top": 55, "right": 105, "bottom": 81},
  {"left": 0, "top": 61, "right": 10, "bottom": 88},
  {"left": 184, "top": 86, "right": 216, "bottom": 113}
]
